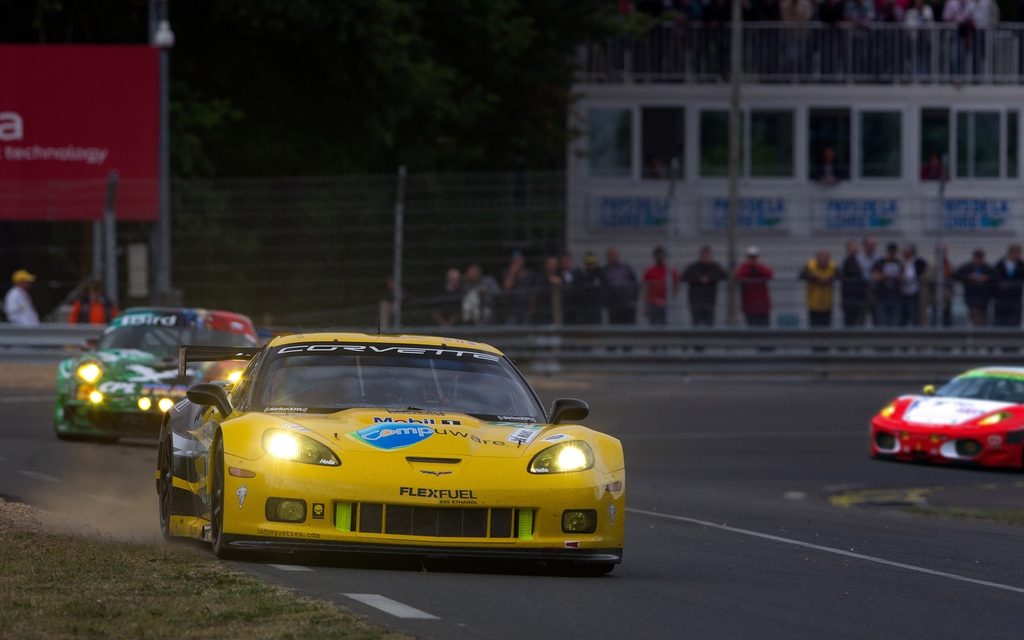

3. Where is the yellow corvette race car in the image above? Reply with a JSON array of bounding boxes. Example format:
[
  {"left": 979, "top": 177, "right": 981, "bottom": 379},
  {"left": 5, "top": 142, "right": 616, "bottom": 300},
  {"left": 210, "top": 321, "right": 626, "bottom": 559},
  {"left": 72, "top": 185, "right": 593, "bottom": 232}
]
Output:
[{"left": 157, "top": 333, "right": 625, "bottom": 573}]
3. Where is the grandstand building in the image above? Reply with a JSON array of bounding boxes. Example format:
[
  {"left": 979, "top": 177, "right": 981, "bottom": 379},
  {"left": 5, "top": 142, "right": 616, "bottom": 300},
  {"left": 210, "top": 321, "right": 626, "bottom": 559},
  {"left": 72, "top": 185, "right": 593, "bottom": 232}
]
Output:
[{"left": 567, "top": 24, "right": 1024, "bottom": 325}]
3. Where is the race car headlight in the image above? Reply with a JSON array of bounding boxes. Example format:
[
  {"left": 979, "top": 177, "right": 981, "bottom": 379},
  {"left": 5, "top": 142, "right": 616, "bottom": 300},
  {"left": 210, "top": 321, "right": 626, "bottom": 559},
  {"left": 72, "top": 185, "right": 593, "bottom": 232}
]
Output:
[
  {"left": 261, "top": 430, "right": 340, "bottom": 467},
  {"left": 138, "top": 397, "right": 152, "bottom": 411},
  {"left": 978, "top": 411, "right": 1012, "bottom": 426},
  {"left": 879, "top": 402, "right": 897, "bottom": 418},
  {"left": 528, "top": 441, "right": 594, "bottom": 474},
  {"left": 76, "top": 363, "right": 102, "bottom": 383},
  {"left": 157, "top": 398, "right": 175, "bottom": 413},
  {"left": 227, "top": 371, "right": 243, "bottom": 384}
]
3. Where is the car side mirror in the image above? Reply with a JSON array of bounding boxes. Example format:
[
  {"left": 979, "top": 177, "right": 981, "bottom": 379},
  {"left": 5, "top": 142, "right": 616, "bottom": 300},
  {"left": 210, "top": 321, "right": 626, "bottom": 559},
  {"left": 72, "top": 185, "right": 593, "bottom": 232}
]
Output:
[
  {"left": 549, "top": 398, "right": 589, "bottom": 425},
  {"left": 923, "top": 384, "right": 935, "bottom": 396},
  {"left": 187, "top": 383, "right": 233, "bottom": 418}
]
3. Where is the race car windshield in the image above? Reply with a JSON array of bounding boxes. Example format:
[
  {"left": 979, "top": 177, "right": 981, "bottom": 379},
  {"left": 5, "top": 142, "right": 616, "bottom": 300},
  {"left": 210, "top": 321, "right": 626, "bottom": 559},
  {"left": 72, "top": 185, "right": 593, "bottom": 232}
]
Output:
[
  {"left": 935, "top": 376, "right": 1024, "bottom": 404},
  {"left": 258, "top": 346, "right": 544, "bottom": 420},
  {"left": 98, "top": 323, "right": 256, "bottom": 358}
]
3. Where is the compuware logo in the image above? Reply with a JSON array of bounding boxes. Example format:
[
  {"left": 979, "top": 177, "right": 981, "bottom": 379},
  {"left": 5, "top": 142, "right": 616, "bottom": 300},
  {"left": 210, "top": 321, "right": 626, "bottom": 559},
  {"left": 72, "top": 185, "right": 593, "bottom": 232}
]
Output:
[{"left": 353, "top": 424, "right": 434, "bottom": 450}]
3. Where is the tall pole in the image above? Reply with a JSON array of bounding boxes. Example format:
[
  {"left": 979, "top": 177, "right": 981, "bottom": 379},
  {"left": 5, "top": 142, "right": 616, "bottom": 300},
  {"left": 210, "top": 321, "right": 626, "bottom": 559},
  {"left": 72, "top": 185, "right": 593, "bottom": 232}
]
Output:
[
  {"left": 393, "top": 166, "right": 407, "bottom": 330},
  {"left": 934, "top": 152, "right": 948, "bottom": 327},
  {"left": 150, "top": 0, "right": 174, "bottom": 304},
  {"left": 103, "top": 172, "right": 120, "bottom": 307},
  {"left": 726, "top": 0, "right": 743, "bottom": 326},
  {"left": 666, "top": 157, "right": 679, "bottom": 326}
]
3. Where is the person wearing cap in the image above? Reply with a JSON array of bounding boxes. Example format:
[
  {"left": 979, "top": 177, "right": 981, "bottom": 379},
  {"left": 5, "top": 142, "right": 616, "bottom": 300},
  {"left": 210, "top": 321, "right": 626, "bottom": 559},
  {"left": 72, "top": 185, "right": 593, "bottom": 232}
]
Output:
[
  {"left": 798, "top": 251, "right": 837, "bottom": 328},
  {"left": 69, "top": 280, "right": 119, "bottom": 325},
  {"left": 4, "top": 270, "right": 40, "bottom": 326},
  {"left": 735, "top": 247, "right": 773, "bottom": 326},
  {"left": 641, "top": 246, "right": 680, "bottom": 325}
]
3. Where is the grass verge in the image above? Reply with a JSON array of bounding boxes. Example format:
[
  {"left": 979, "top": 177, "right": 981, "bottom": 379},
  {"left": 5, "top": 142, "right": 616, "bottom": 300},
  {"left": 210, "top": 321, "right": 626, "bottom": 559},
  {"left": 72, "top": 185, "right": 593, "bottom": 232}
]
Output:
[
  {"left": 0, "top": 500, "right": 407, "bottom": 639},
  {"left": 905, "top": 506, "right": 1024, "bottom": 526}
]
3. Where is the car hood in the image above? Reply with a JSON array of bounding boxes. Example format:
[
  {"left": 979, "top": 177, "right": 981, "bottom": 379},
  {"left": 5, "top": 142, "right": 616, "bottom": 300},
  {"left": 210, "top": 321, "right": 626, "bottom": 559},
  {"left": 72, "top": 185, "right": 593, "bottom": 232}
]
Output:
[
  {"left": 901, "top": 396, "right": 1015, "bottom": 426},
  {"left": 278, "top": 409, "right": 561, "bottom": 459},
  {"left": 58, "top": 349, "right": 188, "bottom": 397}
]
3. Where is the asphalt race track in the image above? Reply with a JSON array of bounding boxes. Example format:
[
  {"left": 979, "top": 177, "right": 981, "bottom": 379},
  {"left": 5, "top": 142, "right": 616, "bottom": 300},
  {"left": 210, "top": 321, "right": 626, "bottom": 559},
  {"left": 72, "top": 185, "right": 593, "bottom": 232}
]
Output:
[{"left": 3, "top": 377, "right": 1024, "bottom": 639}]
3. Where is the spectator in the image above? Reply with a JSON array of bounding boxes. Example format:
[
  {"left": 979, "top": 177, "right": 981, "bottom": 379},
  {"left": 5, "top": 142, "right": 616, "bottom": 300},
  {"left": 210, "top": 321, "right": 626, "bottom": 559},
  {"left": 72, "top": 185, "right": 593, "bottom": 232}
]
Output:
[
  {"left": 736, "top": 247, "right": 774, "bottom": 326},
  {"left": 871, "top": 243, "right": 903, "bottom": 326},
  {"left": 810, "top": 147, "right": 843, "bottom": 185},
  {"left": 642, "top": 246, "right": 680, "bottom": 325},
  {"left": 819, "top": 0, "right": 846, "bottom": 23},
  {"left": 4, "top": 270, "right": 39, "bottom": 326},
  {"left": 955, "top": 249, "right": 996, "bottom": 327},
  {"left": 534, "top": 257, "right": 564, "bottom": 325},
  {"left": 757, "top": 0, "right": 783, "bottom": 20},
  {"left": 681, "top": 246, "right": 727, "bottom": 326},
  {"left": 461, "top": 264, "right": 501, "bottom": 325},
  {"left": 643, "top": 154, "right": 668, "bottom": 180},
  {"left": 858, "top": 235, "right": 879, "bottom": 324},
  {"left": 799, "top": 251, "right": 837, "bottom": 327},
  {"left": 993, "top": 244, "right": 1024, "bottom": 326},
  {"left": 905, "top": 0, "right": 935, "bottom": 25},
  {"left": 920, "top": 153, "right": 944, "bottom": 180},
  {"left": 901, "top": 244, "right": 928, "bottom": 326},
  {"left": 678, "top": 0, "right": 705, "bottom": 24},
  {"left": 575, "top": 253, "right": 607, "bottom": 325},
  {"left": 703, "top": 0, "right": 733, "bottom": 76},
  {"left": 604, "top": 248, "right": 639, "bottom": 324},
  {"left": 844, "top": 0, "right": 877, "bottom": 24},
  {"left": 432, "top": 268, "right": 463, "bottom": 327},
  {"left": 559, "top": 253, "right": 579, "bottom": 324},
  {"left": 878, "top": 0, "right": 904, "bottom": 21},
  {"left": 840, "top": 240, "right": 869, "bottom": 326},
  {"left": 943, "top": 0, "right": 972, "bottom": 74},
  {"left": 971, "top": 0, "right": 999, "bottom": 73},
  {"left": 781, "top": 0, "right": 815, "bottom": 20},
  {"left": 502, "top": 251, "right": 535, "bottom": 324},
  {"left": 69, "top": 280, "right": 118, "bottom": 325},
  {"left": 925, "top": 245, "right": 954, "bottom": 326}
]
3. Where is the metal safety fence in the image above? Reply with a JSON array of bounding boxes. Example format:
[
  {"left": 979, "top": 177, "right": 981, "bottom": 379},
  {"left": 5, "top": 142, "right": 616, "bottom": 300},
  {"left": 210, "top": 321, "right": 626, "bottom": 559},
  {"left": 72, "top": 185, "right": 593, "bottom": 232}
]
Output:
[
  {"left": 578, "top": 22, "right": 1024, "bottom": 84},
  {"left": 3, "top": 323, "right": 1023, "bottom": 376}
]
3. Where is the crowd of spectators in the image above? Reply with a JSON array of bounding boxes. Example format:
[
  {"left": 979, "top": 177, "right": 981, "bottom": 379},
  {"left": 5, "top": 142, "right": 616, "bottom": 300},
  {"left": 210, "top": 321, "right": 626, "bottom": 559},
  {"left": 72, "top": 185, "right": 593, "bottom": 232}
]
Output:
[
  {"left": 624, "top": 0, "right": 1002, "bottom": 28},
  {"left": 419, "top": 236, "right": 1024, "bottom": 328}
]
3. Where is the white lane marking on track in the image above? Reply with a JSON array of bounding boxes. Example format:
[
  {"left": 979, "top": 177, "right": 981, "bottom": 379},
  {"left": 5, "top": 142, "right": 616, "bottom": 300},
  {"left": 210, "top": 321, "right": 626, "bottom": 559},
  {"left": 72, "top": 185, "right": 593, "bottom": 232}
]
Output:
[
  {"left": 85, "top": 494, "right": 133, "bottom": 507},
  {"left": 0, "top": 396, "right": 53, "bottom": 403},
  {"left": 19, "top": 470, "right": 61, "bottom": 482},
  {"left": 623, "top": 431, "right": 862, "bottom": 440},
  {"left": 629, "top": 508, "right": 1024, "bottom": 595},
  {"left": 342, "top": 594, "right": 439, "bottom": 619},
  {"left": 268, "top": 564, "right": 314, "bottom": 572}
]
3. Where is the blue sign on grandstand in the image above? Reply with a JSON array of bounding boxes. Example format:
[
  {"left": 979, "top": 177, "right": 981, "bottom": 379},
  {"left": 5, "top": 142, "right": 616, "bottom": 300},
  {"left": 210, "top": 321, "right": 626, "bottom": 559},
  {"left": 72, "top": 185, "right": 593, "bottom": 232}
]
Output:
[
  {"left": 929, "top": 199, "right": 1012, "bottom": 231},
  {"left": 590, "top": 196, "right": 670, "bottom": 229},
  {"left": 816, "top": 199, "right": 900, "bottom": 232},
  {"left": 703, "top": 198, "right": 786, "bottom": 231}
]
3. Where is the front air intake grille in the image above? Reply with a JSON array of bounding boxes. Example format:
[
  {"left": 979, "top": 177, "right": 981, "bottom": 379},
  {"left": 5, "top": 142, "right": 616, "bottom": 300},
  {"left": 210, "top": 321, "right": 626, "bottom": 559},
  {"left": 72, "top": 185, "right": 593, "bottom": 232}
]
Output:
[
  {"left": 344, "top": 503, "right": 523, "bottom": 538},
  {"left": 385, "top": 505, "right": 488, "bottom": 537}
]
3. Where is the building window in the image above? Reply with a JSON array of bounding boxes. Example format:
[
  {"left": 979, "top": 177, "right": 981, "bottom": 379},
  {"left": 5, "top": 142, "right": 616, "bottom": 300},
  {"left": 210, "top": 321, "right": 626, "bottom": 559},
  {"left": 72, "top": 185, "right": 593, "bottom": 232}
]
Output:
[
  {"left": 956, "top": 111, "right": 1000, "bottom": 178},
  {"left": 920, "top": 109, "right": 948, "bottom": 181},
  {"left": 808, "top": 109, "right": 850, "bottom": 182},
  {"left": 1008, "top": 111, "right": 1018, "bottom": 178},
  {"left": 750, "top": 111, "right": 794, "bottom": 177},
  {"left": 699, "top": 111, "right": 746, "bottom": 177},
  {"left": 859, "top": 111, "right": 901, "bottom": 178},
  {"left": 587, "top": 109, "right": 632, "bottom": 177},
  {"left": 642, "top": 108, "right": 685, "bottom": 180}
]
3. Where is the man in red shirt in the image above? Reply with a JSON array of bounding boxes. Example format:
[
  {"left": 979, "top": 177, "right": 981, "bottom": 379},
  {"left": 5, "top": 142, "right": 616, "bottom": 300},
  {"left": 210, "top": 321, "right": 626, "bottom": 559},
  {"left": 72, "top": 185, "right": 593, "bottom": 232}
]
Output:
[
  {"left": 642, "top": 246, "right": 680, "bottom": 325},
  {"left": 735, "top": 246, "right": 773, "bottom": 326}
]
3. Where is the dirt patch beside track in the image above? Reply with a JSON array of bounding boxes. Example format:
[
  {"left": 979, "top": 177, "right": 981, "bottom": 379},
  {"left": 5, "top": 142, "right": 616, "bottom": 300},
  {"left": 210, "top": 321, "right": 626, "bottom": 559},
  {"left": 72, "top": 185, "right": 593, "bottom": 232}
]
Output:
[{"left": 0, "top": 362, "right": 57, "bottom": 389}]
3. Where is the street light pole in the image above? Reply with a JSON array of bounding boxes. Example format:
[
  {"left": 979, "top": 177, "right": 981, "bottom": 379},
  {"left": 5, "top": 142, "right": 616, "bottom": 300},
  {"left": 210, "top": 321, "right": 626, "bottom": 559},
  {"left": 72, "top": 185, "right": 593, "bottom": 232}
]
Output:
[
  {"left": 150, "top": 0, "right": 174, "bottom": 304},
  {"left": 934, "top": 152, "right": 949, "bottom": 327},
  {"left": 726, "top": 0, "right": 743, "bottom": 326}
]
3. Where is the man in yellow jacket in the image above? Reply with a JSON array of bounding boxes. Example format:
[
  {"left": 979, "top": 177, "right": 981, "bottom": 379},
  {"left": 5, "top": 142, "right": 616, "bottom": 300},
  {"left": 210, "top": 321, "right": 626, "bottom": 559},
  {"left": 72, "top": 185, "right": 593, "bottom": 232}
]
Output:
[{"left": 799, "top": 251, "right": 837, "bottom": 327}]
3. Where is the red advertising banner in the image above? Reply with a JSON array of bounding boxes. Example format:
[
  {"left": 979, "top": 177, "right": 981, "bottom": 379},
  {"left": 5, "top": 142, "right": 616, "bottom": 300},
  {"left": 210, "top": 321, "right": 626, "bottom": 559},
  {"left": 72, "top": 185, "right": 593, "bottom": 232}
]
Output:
[{"left": 0, "top": 45, "right": 159, "bottom": 221}]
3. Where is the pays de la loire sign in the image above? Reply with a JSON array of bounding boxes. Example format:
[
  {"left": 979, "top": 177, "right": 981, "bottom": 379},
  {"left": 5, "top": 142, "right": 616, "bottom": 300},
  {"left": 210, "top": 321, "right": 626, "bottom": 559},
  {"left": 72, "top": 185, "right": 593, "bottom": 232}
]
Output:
[{"left": 0, "top": 45, "right": 159, "bottom": 221}]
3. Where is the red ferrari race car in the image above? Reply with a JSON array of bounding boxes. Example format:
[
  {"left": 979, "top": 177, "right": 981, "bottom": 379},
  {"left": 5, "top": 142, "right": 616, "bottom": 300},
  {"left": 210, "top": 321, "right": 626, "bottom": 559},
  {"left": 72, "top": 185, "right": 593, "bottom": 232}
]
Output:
[{"left": 870, "top": 367, "right": 1024, "bottom": 468}]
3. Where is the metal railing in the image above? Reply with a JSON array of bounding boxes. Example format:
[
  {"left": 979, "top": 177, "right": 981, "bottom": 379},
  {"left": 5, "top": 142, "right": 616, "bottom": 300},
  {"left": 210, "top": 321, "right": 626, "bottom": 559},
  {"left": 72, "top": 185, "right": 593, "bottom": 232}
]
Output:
[
  {"left": 578, "top": 23, "right": 1024, "bottom": 84},
  {"left": 0, "top": 324, "right": 102, "bottom": 361}
]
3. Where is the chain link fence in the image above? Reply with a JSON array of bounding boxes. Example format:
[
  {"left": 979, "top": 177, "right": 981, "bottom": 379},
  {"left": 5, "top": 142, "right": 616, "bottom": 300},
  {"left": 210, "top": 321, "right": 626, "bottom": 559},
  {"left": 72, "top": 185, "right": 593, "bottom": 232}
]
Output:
[{"left": 170, "top": 171, "right": 566, "bottom": 328}]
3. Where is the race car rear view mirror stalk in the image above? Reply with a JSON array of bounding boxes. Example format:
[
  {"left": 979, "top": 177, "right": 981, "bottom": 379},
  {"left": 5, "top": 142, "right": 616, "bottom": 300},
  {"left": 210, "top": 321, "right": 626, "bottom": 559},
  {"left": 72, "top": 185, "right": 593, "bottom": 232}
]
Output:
[
  {"left": 187, "top": 383, "right": 233, "bottom": 418},
  {"left": 549, "top": 398, "right": 589, "bottom": 425}
]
